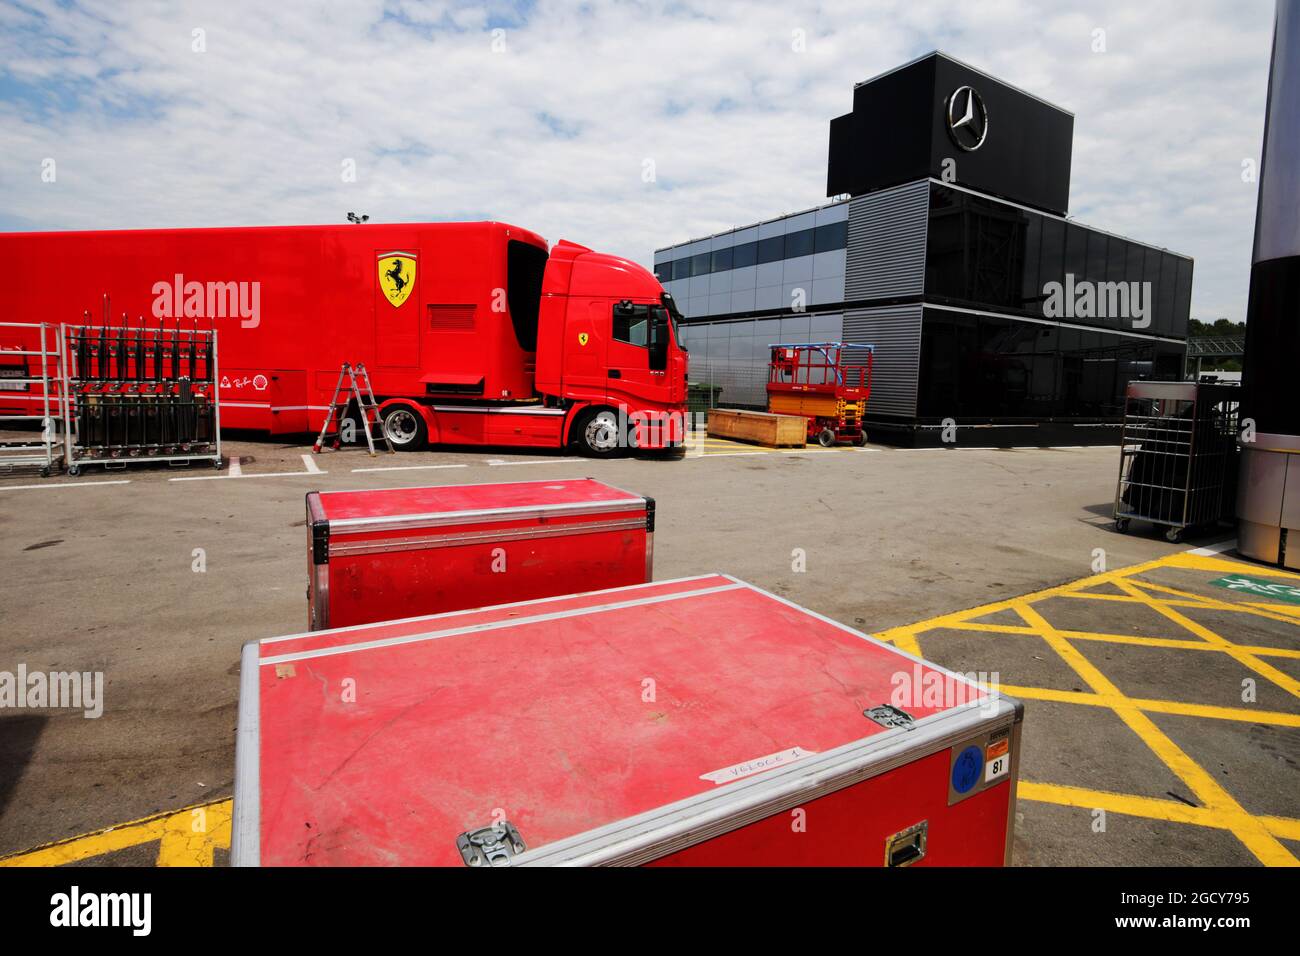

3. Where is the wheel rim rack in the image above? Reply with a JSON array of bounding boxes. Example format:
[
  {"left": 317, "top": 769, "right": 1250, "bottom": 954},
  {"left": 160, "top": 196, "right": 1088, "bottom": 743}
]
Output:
[
  {"left": 0, "top": 321, "right": 68, "bottom": 477},
  {"left": 59, "top": 297, "right": 222, "bottom": 475}
]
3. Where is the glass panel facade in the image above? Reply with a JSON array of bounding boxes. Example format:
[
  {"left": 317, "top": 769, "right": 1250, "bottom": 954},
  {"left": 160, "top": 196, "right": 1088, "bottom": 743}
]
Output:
[
  {"left": 918, "top": 309, "right": 1185, "bottom": 421},
  {"left": 655, "top": 212, "right": 849, "bottom": 282},
  {"left": 925, "top": 185, "right": 1192, "bottom": 337}
]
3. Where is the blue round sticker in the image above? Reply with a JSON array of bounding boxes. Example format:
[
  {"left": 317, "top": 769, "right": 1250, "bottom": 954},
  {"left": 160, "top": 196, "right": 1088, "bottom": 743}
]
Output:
[{"left": 951, "top": 745, "right": 984, "bottom": 794}]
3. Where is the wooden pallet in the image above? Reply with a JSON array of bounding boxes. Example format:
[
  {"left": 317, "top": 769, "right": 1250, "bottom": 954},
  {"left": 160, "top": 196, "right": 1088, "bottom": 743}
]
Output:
[{"left": 706, "top": 408, "right": 807, "bottom": 448}]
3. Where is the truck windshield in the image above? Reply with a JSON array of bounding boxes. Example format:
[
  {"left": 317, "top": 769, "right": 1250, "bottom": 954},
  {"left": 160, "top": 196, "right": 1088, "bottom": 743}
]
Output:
[{"left": 661, "top": 293, "right": 685, "bottom": 350}]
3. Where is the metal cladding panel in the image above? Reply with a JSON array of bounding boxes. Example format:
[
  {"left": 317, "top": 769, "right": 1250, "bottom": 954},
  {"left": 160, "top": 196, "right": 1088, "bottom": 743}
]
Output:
[
  {"left": 842, "top": 304, "right": 922, "bottom": 418},
  {"left": 845, "top": 181, "right": 930, "bottom": 300}
]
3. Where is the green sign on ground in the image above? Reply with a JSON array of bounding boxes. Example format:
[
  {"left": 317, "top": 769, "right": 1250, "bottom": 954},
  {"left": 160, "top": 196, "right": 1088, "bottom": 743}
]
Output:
[{"left": 1210, "top": 574, "right": 1300, "bottom": 605}]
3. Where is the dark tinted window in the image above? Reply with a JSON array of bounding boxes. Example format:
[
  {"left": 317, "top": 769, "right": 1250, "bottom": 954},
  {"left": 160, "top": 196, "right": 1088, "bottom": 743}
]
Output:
[
  {"left": 1173, "top": 258, "right": 1193, "bottom": 335},
  {"left": 919, "top": 309, "right": 1162, "bottom": 422},
  {"left": 654, "top": 261, "right": 671, "bottom": 282},
  {"left": 732, "top": 241, "right": 757, "bottom": 269},
  {"left": 1086, "top": 232, "right": 1108, "bottom": 285},
  {"left": 757, "top": 236, "right": 784, "bottom": 264},
  {"left": 1106, "top": 238, "right": 1127, "bottom": 284},
  {"left": 672, "top": 258, "right": 690, "bottom": 281},
  {"left": 785, "top": 228, "right": 815, "bottom": 259},
  {"left": 612, "top": 303, "right": 649, "bottom": 347},
  {"left": 1157, "top": 253, "right": 1176, "bottom": 332},
  {"left": 506, "top": 239, "right": 548, "bottom": 351},
  {"left": 1022, "top": 217, "right": 1042, "bottom": 313},
  {"left": 711, "top": 246, "right": 733, "bottom": 272},
  {"left": 1064, "top": 225, "right": 1088, "bottom": 283},
  {"left": 814, "top": 221, "right": 848, "bottom": 253},
  {"left": 1039, "top": 217, "right": 1065, "bottom": 295},
  {"left": 690, "top": 252, "right": 711, "bottom": 277}
]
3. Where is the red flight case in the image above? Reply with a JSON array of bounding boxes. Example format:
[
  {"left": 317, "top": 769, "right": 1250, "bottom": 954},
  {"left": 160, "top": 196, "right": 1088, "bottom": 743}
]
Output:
[
  {"left": 304, "top": 477, "right": 654, "bottom": 630},
  {"left": 234, "top": 574, "right": 1022, "bottom": 866}
]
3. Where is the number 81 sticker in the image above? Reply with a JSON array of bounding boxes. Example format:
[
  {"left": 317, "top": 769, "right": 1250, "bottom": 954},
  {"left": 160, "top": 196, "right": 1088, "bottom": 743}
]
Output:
[{"left": 985, "top": 736, "right": 1010, "bottom": 782}]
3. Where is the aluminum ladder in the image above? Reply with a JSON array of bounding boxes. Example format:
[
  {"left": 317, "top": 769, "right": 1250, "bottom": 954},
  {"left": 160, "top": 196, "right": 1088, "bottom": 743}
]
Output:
[{"left": 312, "top": 362, "right": 393, "bottom": 457}]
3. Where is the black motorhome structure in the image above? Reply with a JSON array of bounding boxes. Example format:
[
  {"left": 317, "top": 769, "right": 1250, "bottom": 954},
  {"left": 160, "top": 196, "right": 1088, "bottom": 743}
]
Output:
[{"left": 655, "top": 52, "right": 1191, "bottom": 445}]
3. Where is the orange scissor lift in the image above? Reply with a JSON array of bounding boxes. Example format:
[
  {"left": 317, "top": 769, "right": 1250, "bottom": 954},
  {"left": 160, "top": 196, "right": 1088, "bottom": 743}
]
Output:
[{"left": 766, "top": 342, "right": 874, "bottom": 447}]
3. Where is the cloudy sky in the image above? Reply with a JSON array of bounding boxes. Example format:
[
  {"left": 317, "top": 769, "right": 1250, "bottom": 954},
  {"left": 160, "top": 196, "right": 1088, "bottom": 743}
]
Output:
[{"left": 0, "top": 0, "right": 1278, "bottom": 321}]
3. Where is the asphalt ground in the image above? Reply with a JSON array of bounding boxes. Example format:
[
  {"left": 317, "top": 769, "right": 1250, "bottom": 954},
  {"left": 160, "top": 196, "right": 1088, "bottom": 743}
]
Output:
[{"left": 1, "top": 430, "right": 1296, "bottom": 866}]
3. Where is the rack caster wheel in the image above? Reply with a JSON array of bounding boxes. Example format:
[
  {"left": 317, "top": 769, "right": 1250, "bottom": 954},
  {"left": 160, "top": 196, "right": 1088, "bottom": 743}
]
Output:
[
  {"left": 68, "top": 465, "right": 81, "bottom": 477},
  {"left": 1165, "top": 527, "right": 1184, "bottom": 544},
  {"left": 214, "top": 458, "right": 225, "bottom": 470},
  {"left": 1114, "top": 518, "right": 1130, "bottom": 533},
  {"left": 39, "top": 466, "right": 51, "bottom": 478}
]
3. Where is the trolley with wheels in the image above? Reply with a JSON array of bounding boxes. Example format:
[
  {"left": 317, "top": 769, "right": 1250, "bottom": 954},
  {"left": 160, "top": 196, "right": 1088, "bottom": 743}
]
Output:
[
  {"left": 1113, "top": 380, "right": 1239, "bottom": 542},
  {"left": 766, "top": 342, "right": 873, "bottom": 447}
]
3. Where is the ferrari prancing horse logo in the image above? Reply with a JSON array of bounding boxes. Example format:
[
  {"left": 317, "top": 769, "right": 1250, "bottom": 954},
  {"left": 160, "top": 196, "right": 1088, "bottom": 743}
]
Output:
[
  {"left": 578, "top": 332, "right": 589, "bottom": 346},
  {"left": 378, "top": 253, "right": 417, "bottom": 308}
]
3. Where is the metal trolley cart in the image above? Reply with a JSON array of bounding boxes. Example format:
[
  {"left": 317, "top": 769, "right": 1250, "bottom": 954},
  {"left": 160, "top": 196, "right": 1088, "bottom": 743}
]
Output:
[
  {"left": 61, "top": 301, "right": 223, "bottom": 475},
  {"left": 1113, "top": 381, "right": 1240, "bottom": 542},
  {"left": 0, "top": 322, "right": 67, "bottom": 477},
  {"left": 766, "top": 342, "right": 874, "bottom": 447}
]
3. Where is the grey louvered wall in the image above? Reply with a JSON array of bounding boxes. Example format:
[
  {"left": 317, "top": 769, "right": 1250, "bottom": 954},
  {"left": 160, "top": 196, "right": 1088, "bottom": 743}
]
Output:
[
  {"left": 845, "top": 180, "right": 930, "bottom": 300},
  {"left": 842, "top": 304, "right": 923, "bottom": 418}
]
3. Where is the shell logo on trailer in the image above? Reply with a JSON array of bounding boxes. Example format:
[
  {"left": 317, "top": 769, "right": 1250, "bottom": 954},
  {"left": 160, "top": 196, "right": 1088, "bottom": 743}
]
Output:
[{"left": 378, "top": 252, "right": 417, "bottom": 308}]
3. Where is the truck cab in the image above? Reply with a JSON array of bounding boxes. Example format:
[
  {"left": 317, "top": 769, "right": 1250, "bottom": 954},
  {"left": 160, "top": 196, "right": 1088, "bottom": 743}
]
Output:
[{"left": 533, "top": 240, "right": 688, "bottom": 455}]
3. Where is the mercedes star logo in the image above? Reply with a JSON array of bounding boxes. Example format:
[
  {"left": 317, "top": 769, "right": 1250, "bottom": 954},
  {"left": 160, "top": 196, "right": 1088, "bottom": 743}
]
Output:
[{"left": 946, "top": 85, "right": 988, "bottom": 151}]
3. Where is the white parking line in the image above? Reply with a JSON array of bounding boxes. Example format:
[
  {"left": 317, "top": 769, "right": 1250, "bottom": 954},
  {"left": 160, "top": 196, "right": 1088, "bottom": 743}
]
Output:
[
  {"left": 486, "top": 459, "right": 567, "bottom": 467},
  {"left": 301, "top": 454, "right": 322, "bottom": 474},
  {"left": 1188, "top": 539, "right": 1238, "bottom": 556},
  {"left": 351, "top": 463, "right": 469, "bottom": 473},
  {"left": 170, "top": 469, "right": 326, "bottom": 482},
  {"left": 0, "top": 479, "right": 131, "bottom": 491},
  {"left": 228, "top": 457, "right": 243, "bottom": 478}
]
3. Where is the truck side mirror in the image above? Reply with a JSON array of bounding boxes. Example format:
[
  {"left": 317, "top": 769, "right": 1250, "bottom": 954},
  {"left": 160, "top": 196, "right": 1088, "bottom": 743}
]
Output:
[{"left": 649, "top": 309, "right": 668, "bottom": 372}]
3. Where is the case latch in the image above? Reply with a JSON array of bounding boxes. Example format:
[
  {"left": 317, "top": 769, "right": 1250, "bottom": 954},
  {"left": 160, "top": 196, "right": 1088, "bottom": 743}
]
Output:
[
  {"left": 457, "top": 821, "right": 527, "bottom": 867},
  {"left": 864, "top": 704, "right": 916, "bottom": 730}
]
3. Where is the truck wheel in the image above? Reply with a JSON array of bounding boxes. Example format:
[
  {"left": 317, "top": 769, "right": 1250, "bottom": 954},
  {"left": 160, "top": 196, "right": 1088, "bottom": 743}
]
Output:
[
  {"left": 573, "top": 407, "right": 624, "bottom": 458},
  {"left": 382, "top": 405, "right": 428, "bottom": 452}
]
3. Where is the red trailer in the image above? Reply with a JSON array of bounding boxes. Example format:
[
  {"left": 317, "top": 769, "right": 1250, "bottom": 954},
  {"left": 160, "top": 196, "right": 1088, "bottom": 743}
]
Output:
[
  {"left": 767, "top": 342, "right": 873, "bottom": 446},
  {"left": 233, "top": 574, "right": 1022, "bottom": 866},
  {"left": 304, "top": 478, "right": 654, "bottom": 630},
  {"left": 0, "top": 222, "right": 687, "bottom": 456}
]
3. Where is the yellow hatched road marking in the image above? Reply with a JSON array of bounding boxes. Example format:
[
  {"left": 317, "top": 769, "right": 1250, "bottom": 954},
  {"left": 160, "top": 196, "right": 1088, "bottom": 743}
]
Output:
[
  {"left": 876, "top": 550, "right": 1300, "bottom": 867},
  {"left": 1013, "top": 600, "right": 1296, "bottom": 866},
  {"left": 1020, "top": 781, "right": 1300, "bottom": 841},
  {"left": 1115, "top": 578, "right": 1300, "bottom": 699},
  {"left": 0, "top": 799, "right": 231, "bottom": 868},
  {"left": 945, "top": 619, "right": 1300, "bottom": 659},
  {"left": 998, "top": 683, "right": 1300, "bottom": 727}
]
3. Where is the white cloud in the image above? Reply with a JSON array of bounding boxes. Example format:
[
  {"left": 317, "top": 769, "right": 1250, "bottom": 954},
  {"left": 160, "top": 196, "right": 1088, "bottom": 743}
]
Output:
[{"left": 0, "top": 0, "right": 1276, "bottom": 320}]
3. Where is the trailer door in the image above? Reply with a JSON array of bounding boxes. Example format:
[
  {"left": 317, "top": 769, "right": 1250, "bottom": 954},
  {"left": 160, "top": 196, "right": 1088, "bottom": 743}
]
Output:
[{"left": 374, "top": 250, "right": 420, "bottom": 368}]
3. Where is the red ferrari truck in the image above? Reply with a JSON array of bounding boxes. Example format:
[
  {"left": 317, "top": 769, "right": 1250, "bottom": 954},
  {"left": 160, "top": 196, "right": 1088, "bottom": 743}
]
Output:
[{"left": 0, "top": 222, "right": 687, "bottom": 455}]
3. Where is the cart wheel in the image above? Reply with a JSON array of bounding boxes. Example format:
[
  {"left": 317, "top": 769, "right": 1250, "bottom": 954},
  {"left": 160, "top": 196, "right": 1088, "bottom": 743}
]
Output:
[
  {"left": 39, "top": 466, "right": 51, "bottom": 478},
  {"left": 1114, "top": 518, "right": 1130, "bottom": 533},
  {"left": 1165, "top": 526, "right": 1184, "bottom": 544},
  {"left": 68, "top": 465, "right": 81, "bottom": 477},
  {"left": 817, "top": 428, "right": 837, "bottom": 448},
  {"left": 214, "top": 457, "right": 225, "bottom": 470}
]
